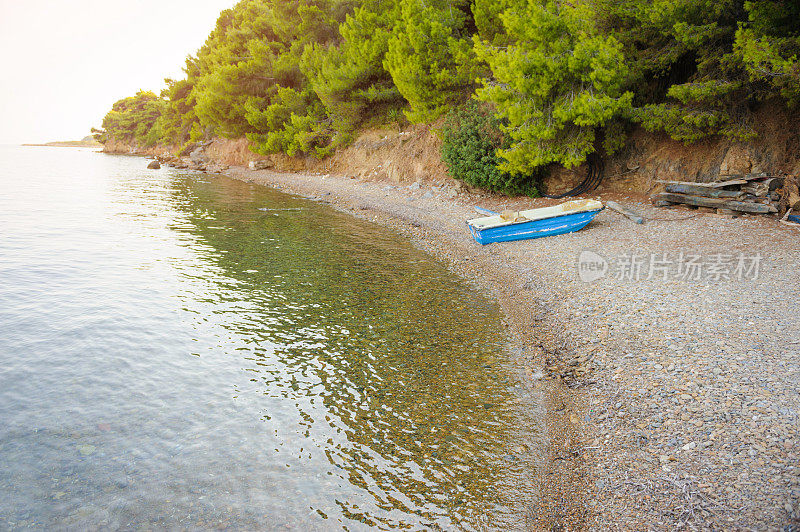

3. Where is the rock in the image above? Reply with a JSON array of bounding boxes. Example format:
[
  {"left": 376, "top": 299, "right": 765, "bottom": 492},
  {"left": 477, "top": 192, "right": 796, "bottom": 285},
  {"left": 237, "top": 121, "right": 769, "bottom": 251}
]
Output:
[
  {"left": 77, "top": 444, "right": 96, "bottom": 456},
  {"left": 248, "top": 160, "right": 273, "bottom": 170},
  {"left": 719, "top": 146, "right": 753, "bottom": 176},
  {"left": 189, "top": 145, "right": 206, "bottom": 163},
  {"left": 147, "top": 160, "right": 160, "bottom": 170},
  {"left": 422, "top": 191, "right": 434, "bottom": 199}
]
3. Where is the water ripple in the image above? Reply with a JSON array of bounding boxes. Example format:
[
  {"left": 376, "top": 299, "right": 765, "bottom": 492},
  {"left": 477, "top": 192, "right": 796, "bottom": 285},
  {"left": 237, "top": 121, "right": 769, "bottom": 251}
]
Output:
[{"left": 0, "top": 146, "right": 537, "bottom": 530}]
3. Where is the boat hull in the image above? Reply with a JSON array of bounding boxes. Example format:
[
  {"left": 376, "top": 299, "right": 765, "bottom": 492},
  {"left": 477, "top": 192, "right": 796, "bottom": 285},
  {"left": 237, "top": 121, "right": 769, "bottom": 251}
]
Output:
[{"left": 468, "top": 209, "right": 602, "bottom": 245}]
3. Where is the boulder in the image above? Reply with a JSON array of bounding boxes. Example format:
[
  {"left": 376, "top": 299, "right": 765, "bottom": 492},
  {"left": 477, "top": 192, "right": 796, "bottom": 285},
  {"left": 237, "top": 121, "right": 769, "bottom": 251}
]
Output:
[
  {"left": 248, "top": 160, "right": 273, "bottom": 170},
  {"left": 189, "top": 146, "right": 206, "bottom": 163},
  {"left": 147, "top": 160, "right": 161, "bottom": 170},
  {"left": 719, "top": 146, "right": 752, "bottom": 176}
]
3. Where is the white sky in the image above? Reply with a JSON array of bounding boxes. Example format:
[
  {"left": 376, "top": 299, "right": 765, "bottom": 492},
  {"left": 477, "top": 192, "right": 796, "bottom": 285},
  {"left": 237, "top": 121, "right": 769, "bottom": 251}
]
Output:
[{"left": 0, "top": 0, "right": 237, "bottom": 144}]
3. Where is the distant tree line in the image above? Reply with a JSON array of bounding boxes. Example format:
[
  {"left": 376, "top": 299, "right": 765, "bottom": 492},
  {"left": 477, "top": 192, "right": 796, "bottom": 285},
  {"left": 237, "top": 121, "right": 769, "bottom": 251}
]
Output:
[{"left": 94, "top": 0, "right": 800, "bottom": 193}]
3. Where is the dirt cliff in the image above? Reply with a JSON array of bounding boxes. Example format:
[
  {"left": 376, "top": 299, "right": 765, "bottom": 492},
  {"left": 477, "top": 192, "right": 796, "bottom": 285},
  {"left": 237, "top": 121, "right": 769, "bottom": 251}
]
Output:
[{"left": 104, "top": 99, "right": 800, "bottom": 197}]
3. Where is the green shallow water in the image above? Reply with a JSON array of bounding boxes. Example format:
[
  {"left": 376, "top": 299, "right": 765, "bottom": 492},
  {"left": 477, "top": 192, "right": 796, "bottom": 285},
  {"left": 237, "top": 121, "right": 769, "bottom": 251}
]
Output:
[{"left": 0, "top": 146, "right": 537, "bottom": 530}]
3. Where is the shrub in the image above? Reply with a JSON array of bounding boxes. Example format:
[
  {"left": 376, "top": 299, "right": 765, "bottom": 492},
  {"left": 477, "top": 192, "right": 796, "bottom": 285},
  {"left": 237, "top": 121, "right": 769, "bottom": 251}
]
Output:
[{"left": 440, "top": 104, "right": 540, "bottom": 196}]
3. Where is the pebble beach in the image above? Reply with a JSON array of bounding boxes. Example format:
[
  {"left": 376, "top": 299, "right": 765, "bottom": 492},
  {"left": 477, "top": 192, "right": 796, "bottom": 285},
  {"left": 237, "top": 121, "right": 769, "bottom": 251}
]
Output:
[{"left": 222, "top": 165, "right": 799, "bottom": 530}]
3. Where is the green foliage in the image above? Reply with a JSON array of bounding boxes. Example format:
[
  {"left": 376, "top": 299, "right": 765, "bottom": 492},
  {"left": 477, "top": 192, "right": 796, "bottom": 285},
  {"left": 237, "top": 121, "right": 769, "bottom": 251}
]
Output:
[
  {"left": 96, "top": 91, "right": 167, "bottom": 147},
  {"left": 595, "top": 0, "right": 757, "bottom": 141},
  {"left": 190, "top": 1, "right": 294, "bottom": 139},
  {"left": 96, "top": 0, "right": 800, "bottom": 191},
  {"left": 299, "top": 0, "right": 404, "bottom": 147},
  {"left": 244, "top": 86, "right": 331, "bottom": 157},
  {"left": 383, "top": 0, "right": 478, "bottom": 123},
  {"left": 735, "top": 1, "right": 800, "bottom": 106},
  {"left": 440, "top": 104, "right": 539, "bottom": 195},
  {"left": 475, "top": 0, "right": 632, "bottom": 174},
  {"left": 186, "top": 0, "right": 352, "bottom": 155}
]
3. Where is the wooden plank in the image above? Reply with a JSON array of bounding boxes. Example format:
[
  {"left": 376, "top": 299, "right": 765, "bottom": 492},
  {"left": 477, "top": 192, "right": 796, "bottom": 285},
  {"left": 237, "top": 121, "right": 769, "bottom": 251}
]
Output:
[
  {"left": 742, "top": 178, "right": 784, "bottom": 197},
  {"left": 653, "top": 192, "right": 778, "bottom": 213},
  {"left": 606, "top": 200, "right": 645, "bottom": 224},
  {"left": 665, "top": 183, "right": 745, "bottom": 198},
  {"left": 716, "top": 173, "right": 772, "bottom": 182},
  {"left": 791, "top": 193, "right": 800, "bottom": 211},
  {"left": 765, "top": 177, "right": 785, "bottom": 191},
  {"left": 657, "top": 179, "right": 748, "bottom": 188}
]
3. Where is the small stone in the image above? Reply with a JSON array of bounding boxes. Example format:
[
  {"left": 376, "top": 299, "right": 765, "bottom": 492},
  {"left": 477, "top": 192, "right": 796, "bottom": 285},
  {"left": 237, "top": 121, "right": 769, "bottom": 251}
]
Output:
[{"left": 77, "top": 444, "right": 96, "bottom": 456}]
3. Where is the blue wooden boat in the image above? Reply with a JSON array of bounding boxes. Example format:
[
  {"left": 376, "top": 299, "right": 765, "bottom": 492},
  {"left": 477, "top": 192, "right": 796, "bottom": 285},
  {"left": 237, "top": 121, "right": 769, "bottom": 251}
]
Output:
[{"left": 467, "top": 199, "right": 604, "bottom": 245}]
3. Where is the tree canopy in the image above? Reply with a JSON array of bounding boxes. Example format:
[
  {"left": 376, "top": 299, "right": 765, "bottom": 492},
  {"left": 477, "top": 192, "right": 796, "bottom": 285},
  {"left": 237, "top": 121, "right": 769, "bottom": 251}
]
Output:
[{"left": 95, "top": 0, "right": 800, "bottom": 188}]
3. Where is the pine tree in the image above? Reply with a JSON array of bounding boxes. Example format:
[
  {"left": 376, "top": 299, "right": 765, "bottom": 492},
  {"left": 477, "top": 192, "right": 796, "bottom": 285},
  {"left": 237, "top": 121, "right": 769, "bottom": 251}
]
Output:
[
  {"left": 475, "top": 0, "right": 632, "bottom": 174},
  {"left": 300, "top": 0, "right": 404, "bottom": 147},
  {"left": 596, "top": 0, "right": 756, "bottom": 142},
  {"left": 383, "top": 0, "right": 478, "bottom": 123},
  {"left": 735, "top": 0, "right": 800, "bottom": 106}
]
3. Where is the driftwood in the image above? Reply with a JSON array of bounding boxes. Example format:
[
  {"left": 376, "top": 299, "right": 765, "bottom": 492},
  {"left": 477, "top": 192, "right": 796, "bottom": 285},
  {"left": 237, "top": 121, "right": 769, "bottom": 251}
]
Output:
[
  {"left": 790, "top": 191, "right": 800, "bottom": 211},
  {"left": 657, "top": 179, "right": 747, "bottom": 189},
  {"left": 606, "top": 200, "right": 645, "bottom": 224},
  {"left": 664, "top": 183, "right": 745, "bottom": 199},
  {"left": 780, "top": 209, "right": 800, "bottom": 229},
  {"left": 742, "top": 178, "right": 784, "bottom": 197},
  {"left": 654, "top": 174, "right": 787, "bottom": 216},
  {"left": 653, "top": 193, "right": 778, "bottom": 213},
  {"left": 716, "top": 173, "right": 771, "bottom": 182}
]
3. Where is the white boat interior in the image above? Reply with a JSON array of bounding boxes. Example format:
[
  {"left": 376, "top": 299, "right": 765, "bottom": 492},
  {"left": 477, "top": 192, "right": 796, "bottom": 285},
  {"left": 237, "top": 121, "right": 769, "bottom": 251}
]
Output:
[{"left": 467, "top": 199, "right": 604, "bottom": 230}]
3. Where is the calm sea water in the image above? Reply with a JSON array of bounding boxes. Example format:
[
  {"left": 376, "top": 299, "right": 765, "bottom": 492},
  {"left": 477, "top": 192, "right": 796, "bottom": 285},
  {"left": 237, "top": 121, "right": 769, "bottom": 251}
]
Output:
[{"left": 0, "top": 146, "right": 537, "bottom": 530}]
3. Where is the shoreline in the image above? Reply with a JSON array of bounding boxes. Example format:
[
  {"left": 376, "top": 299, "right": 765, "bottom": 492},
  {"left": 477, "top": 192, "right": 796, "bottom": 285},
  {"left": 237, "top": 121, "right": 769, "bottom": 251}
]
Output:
[
  {"left": 214, "top": 164, "right": 799, "bottom": 530},
  {"left": 98, "top": 143, "right": 799, "bottom": 529},
  {"left": 229, "top": 166, "right": 594, "bottom": 529},
  {"left": 21, "top": 142, "right": 102, "bottom": 148}
]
